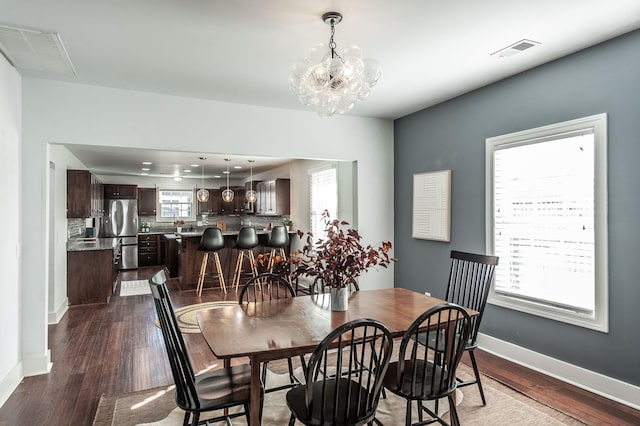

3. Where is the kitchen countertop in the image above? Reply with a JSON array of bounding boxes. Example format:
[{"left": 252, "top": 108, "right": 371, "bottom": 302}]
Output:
[{"left": 67, "top": 237, "right": 121, "bottom": 252}]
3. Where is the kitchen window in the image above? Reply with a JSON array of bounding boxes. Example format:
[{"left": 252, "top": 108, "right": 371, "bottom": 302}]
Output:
[
  {"left": 157, "top": 189, "right": 195, "bottom": 222},
  {"left": 309, "top": 164, "right": 337, "bottom": 238},
  {"left": 486, "top": 113, "right": 608, "bottom": 332}
]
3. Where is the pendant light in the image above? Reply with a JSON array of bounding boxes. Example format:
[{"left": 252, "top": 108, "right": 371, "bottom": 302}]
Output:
[
  {"left": 246, "top": 160, "right": 257, "bottom": 204},
  {"left": 196, "top": 157, "right": 210, "bottom": 202},
  {"left": 221, "top": 158, "right": 234, "bottom": 202}
]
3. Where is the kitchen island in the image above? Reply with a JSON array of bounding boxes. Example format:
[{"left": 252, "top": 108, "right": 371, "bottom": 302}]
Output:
[{"left": 168, "top": 229, "right": 292, "bottom": 292}]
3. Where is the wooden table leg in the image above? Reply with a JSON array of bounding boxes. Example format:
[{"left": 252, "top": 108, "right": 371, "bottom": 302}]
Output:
[{"left": 249, "top": 357, "right": 261, "bottom": 426}]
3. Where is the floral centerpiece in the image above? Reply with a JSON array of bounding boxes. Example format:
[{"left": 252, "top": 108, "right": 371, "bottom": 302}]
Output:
[{"left": 289, "top": 210, "right": 395, "bottom": 310}]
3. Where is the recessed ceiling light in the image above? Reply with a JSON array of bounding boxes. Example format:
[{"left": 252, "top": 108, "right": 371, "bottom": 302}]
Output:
[
  {"left": 234, "top": 166, "right": 242, "bottom": 169},
  {"left": 190, "top": 164, "right": 199, "bottom": 167},
  {"left": 213, "top": 175, "right": 221, "bottom": 178},
  {"left": 223, "top": 171, "right": 230, "bottom": 174},
  {"left": 141, "top": 167, "right": 150, "bottom": 171},
  {"left": 173, "top": 176, "right": 182, "bottom": 181},
  {"left": 140, "top": 172, "right": 148, "bottom": 176},
  {"left": 183, "top": 169, "right": 192, "bottom": 173},
  {"left": 142, "top": 161, "right": 152, "bottom": 165}
]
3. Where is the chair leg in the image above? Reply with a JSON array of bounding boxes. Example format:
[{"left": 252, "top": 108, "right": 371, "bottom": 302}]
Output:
[
  {"left": 213, "top": 252, "right": 227, "bottom": 294},
  {"left": 405, "top": 400, "right": 412, "bottom": 426},
  {"left": 468, "top": 349, "right": 486, "bottom": 405},
  {"left": 287, "top": 357, "right": 296, "bottom": 384},
  {"left": 248, "top": 250, "right": 259, "bottom": 278},
  {"left": 196, "top": 253, "right": 208, "bottom": 297},
  {"left": 288, "top": 413, "right": 296, "bottom": 426},
  {"left": 448, "top": 394, "right": 461, "bottom": 426},
  {"left": 233, "top": 250, "right": 245, "bottom": 292}
]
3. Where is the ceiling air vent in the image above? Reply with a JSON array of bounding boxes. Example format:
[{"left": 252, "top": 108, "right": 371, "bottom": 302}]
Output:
[
  {"left": 491, "top": 39, "right": 540, "bottom": 58},
  {"left": 0, "top": 24, "right": 76, "bottom": 76}
]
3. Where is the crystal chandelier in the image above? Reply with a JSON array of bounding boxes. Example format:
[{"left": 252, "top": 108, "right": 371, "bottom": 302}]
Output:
[
  {"left": 196, "top": 157, "right": 210, "bottom": 202},
  {"left": 245, "top": 160, "right": 257, "bottom": 204},
  {"left": 221, "top": 158, "right": 234, "bottom": 202},
  {"left": 289, "top": 11, "right": 381, "bottom": 117}
]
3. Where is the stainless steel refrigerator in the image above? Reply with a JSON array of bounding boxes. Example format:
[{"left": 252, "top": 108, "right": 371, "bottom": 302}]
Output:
[{"left": 104, "top": 199, "right": 139, "bottom": 269}]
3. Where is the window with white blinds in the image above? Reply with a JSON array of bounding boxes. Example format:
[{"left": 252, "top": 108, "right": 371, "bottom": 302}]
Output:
[
  {"left": 309, "top": 165, "right": 337, "bottom": 238},
  {"left": 157, "top": 189, "right": 195, "bottom": 222},
  {"left": 486, "top": 114, "right": 608, "bottom": 332}
]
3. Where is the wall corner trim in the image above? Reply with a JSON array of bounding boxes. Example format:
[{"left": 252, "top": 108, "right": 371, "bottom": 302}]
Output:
[{"left": 478, "top": 333, "right": 640, "bottom": 410}]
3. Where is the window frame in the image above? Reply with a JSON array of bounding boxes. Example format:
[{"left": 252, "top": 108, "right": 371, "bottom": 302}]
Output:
[
  {"left": 309, "top": 163, "right": 338, "bottom": 239},
  {"left": 156, "top": 188, "right": 196, "bottom": 222},
  {"left": 485, "top": 113, "right": 609, "bottom": 332}
]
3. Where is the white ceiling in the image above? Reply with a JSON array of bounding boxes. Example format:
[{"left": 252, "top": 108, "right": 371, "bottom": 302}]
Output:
[{"left": 3, "top": 0, "right": 640, "bottom": 176}]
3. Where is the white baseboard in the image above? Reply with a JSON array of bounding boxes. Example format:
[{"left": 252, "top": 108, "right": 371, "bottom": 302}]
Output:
[
  {"left": 0, "top": 362, "right": 22, "bottom": 408},
  {"left": 477, "top": 333, "right": 640, "bottom": 410},
  {"left": 48, "top": 298, "right": 68, "bottom": 324},
  {"left": 22, "top": 350, "right": 52, "bottom": 377}
]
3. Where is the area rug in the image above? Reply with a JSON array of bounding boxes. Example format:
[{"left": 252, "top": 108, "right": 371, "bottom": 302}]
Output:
[
  {"left": 171, "top": 301, "right": 238, "bottom": 333},
  {"left": 92, "top": 364, "right": 585, "bottom": 426},
  {"left": 120, "top": 280, "right": 152, "bottom": 297}
]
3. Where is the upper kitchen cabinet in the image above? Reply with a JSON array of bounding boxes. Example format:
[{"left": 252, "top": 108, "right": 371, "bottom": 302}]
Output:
[
  {"left": 197, "top": 188, "right": 221, "bottom": 216},
  {"left": 220, "top": 186, "right": 245, "bottom": 215},
  {"left": 256, "top": 179, "right": 290, "bottom": 215},
  {"left": 138, "top": 188, "right": 157, "bottom": 215},
  {"left": 104, "top": 184, "right": 138, "bottom": 199},
  {"left": 67, "top": 169, "right": 104, "bottom": 218}
]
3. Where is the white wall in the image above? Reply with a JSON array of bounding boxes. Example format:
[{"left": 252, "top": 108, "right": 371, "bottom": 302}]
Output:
[
  {"left": 20, "top": 78, "right": 394, "bottom": 377},
  {"left": 47, "top": 145, "right": 87, "bottom": 323},
  {"left": 0, "top": 55, "right": 22, "bottom": 406}
]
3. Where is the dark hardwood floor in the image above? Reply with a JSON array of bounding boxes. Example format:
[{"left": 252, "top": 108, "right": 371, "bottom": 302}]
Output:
[{"left": 0, "top": 266, "right": 638, "bottom": 425}]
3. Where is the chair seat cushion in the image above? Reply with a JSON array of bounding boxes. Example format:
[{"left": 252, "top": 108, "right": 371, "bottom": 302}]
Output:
[
  {"left": 382, "top": 360, "right": 456, "bottom": 400},
  {"left": 286, "top": 378, "right": 377, "bottom": 425},
  {"left": 180, "top": 364, "right": 252, "bottom": 411}
]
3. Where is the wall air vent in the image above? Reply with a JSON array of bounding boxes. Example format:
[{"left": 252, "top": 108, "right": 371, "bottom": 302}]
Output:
[
  {"left": 491, "top": 39, "right": 541, "bottom": 58},
  {"left": 0, "top": 24, "right": 76, "bottom": 76}
]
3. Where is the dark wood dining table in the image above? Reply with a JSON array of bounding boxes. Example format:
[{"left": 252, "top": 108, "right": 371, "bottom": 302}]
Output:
[{"left": 197, "top": 287, "right": 478, "bottom": 426}]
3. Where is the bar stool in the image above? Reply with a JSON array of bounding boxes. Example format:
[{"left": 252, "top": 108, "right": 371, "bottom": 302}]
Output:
[
  {"left": 266, "top": 225, "right": 290, "bottom": 273},
  {"left": 196, "top": 227, "right": 227, "bottom": 296},
  {"left": 232, "top": 226, "right": 259, "bottom": 292}
]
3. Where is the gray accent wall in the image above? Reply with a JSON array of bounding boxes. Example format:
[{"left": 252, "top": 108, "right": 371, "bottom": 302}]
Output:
[{"left": 393, "top": 29, "right": 640, "bottom": 386}]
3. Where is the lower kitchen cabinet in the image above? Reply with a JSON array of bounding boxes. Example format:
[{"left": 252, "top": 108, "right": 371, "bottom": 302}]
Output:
[
  {"left": 67, "top": 249, "right": 114, "bottom": 305},
  {"left": 162, "top": 234, "right": 180, "bottom": 278},
  {"left": 139, "top": 234, "right": 160, "bottom": 266}
]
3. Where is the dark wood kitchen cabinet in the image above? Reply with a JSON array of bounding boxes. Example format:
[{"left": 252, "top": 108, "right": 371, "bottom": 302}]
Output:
[
  {"left": 67, "top": 249, "right": 114, "bottom": 304},
  {"left": 220, "top": 187, "right": 245, "bottom": 215},
  {"left": 138, "top": 234, "right": 160, "bottom": 266},
  {"left": 138, "top": 188, "right": 157, "bottom": 215},
  {"left": 104, "top": 184, "right": 138, "bottom": 199},
  {"left": 67, "top": 169, "right": 103, "bottom": 218},
  {"left": 197, "top": 188, "right": 221, "bottom": 215}
]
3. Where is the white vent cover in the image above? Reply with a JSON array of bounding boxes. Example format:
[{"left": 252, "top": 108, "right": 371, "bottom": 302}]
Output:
[
  {"left": 0, "top": 24, "right": 76, "bottom": 76},
  {"left": 491, "top": 39, "right": 540, "bottom": 58}
]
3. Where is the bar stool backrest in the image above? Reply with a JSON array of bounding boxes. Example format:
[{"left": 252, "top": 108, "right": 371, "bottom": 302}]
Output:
[
  {"left": 235, "top": 227, "right": 259, "bottom": 250},
  {"left": 198, "top": 227, "right": 225, "bottom": 252},
  {"left": 267, "top": 225, "right": 290, "bottom": 249}
]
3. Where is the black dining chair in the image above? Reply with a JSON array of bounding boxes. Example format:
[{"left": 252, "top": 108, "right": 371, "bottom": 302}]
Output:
[
  {"left": 238, "top": 273, "right": 306, "bottom": 393},
  {"left": 383, "top": 303, "right": 472, "bottom": 426},
  {"left": 286, "top": 318, "right": 393, "bottom": 426},
  {"left": 415, "top": 250, "right": 499, "bottom": 405},
  {"left": 148, "top": 269, "right": 255, "bottom": 425}
]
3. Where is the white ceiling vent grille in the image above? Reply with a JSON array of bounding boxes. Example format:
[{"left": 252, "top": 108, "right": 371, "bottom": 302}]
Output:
[
  {"left": 0, "top": 24, "right": 76, "bottom": 76},
  {"left": 491, "top": 39, "right": 541, "bottom": 58}
]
